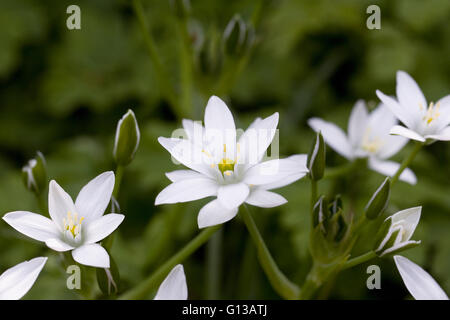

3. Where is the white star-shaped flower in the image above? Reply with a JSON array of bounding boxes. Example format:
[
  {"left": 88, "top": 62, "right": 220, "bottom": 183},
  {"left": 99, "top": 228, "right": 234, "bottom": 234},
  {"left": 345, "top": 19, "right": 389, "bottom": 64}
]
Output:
[
  {"left": 308, "top": 100, "right": 416, "bottom": 184},
  {"left": 3, "top": 172, "right": 124, "bottom": 268},
  {"left": 376, "top": 70, "right": 450, "bottom": 142},
  {"left": 156, "top": 96, "right": 309, "bottom": 228}
]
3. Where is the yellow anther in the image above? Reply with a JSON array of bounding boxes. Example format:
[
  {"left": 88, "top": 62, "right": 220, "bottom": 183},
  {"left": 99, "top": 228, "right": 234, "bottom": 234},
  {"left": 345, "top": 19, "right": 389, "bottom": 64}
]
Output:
[
  {"left": 64, "top": 211, "right": 84, "bottom": 238},
  {"left": 422, "top": 102, "right": 440, "bottom": 125},
  {"left": 223, "top": 144, "right": 226, "bottom": 153},
  {"left": 218, "top": 158, "right": 235, "bottom": 175}
]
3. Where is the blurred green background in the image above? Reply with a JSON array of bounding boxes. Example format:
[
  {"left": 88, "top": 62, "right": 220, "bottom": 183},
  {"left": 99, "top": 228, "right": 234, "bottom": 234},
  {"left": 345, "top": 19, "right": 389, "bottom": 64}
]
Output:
[{"left": 0, "top": 0, "right": 449, "bottom": 299}]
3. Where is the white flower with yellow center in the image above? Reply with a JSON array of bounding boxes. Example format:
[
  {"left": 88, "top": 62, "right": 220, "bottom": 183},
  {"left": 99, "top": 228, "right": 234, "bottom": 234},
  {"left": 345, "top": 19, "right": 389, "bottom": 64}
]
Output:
[
  {"left": 308, "top": 100, "right": 416, "bottom": 184},
  {"left": 376, "top": 71, "right": 450, "bottom": 142},
  {"left": 394, "top": 255, "right": 448, "bottom": 300},
  {"left": 156, "top": 96, "right": 309, "bottom": 228},
  {"left": 3, "top": 172, "right": 124, "bottom": 268},
  {"left": 0, "top": 257, "right": 47, "bottom": 300}
]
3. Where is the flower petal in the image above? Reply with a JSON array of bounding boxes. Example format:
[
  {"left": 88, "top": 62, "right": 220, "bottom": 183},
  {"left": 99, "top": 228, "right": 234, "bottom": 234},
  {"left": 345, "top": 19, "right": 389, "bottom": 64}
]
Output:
[
  {"left": 425, "top": 126, "right": 450, "bottom": 141},
  {"left": 217, "top": 182, "right": 250, "bottom": 209},
  {"left": 155, "top": 178, "right": 218, "bottom": 205},
  {"left": 72, "top": 243, "right": 110, "bottom": 268},
  {"left": 84, "top": 214, "right": 125, "bottom": 244},
  {"left": 158, "top": 137, "right": 214, "bottom": 178},
  {"left": 368, "top": 158, "right": 417, "bottom": 185},
  {"left": 2, "top": 211, "right": 59, "bottom": 242},
  {"left": 245, "top": 189, "right": 287, "bottom": 208},
  {"left": 0, "top": 257, "right": 47, "bottom": 300},
  {"left": 396, "top": 71, "right": 426, "bottom": 115},
  {"left": 154, "top": 264, "right": 188, "bottom": 300},
  {"left": 237, "top": 112, "right": 279, "bottom": 167},
  {"left": 182, "top": 119, "right": 204, "bottom": 144},
  {"left": 308, "top": 118, "right": 353, "bottom": 159},
  {"left": 390, "top": 206, "right": 421, "bottom": 241},
  {"left": 376, "top": 134, "right": 408, "bottom": 159},
  {"left": 75, "top": 171, "right": 115, "bottom": 222},
  {"left": 45, "top": 238, "right": 74, "bottom": 252},
  {"left": 48, "top": 180, "right": 77, "bottom": 229},
  {"left": 348, "top": 100, "right": 369, "bottom": 147},
  {"left": 197, "top": 199, "right": 238, "bottom": 228},
  {"left": 390, "top": 125, "right": 425, "bottom": 142},
  {"left": 394, "top": 255, "right": 448, "bottom": 300},
  {"left": 244, "top": 155, "right": 309, "bottom": 186},
  {"left": 376, "top": 90, "right": 415, "bottom": 129},
  {"left": 165, "top": 170, "right": 205, "bottom": 182}
]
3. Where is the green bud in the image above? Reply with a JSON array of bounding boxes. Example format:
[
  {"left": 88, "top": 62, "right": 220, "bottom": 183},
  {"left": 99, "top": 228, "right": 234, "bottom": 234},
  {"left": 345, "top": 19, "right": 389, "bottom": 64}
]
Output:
[
  {"left": 96, "top": 253, "right": 120, "bottom": 296},
  {"left": 307, "top": 132, "right": 326, "bottom": 181},
  {"left": 113, "top": 109, "right": 140, "bottom": 166},
  {"left": 312, "top": 196, "right": 328, "bottom": 233},
  {"left": 22, "top": 151, "right": 47, "bottom": 195},
  {"left": 328, "top": 194, "right": 343, "bottom": 218},
  {"left": 364, "top": 178, "right": 390, "bottom": 220},
  {"left": 223, "top": 15, "right": 254, "bottom": 57}
]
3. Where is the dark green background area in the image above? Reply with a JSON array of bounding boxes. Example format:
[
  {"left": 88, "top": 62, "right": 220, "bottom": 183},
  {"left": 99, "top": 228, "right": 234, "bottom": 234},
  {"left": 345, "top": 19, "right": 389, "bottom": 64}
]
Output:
[{"left": 0, "top": 0, "right": 449, "bottom": 299}]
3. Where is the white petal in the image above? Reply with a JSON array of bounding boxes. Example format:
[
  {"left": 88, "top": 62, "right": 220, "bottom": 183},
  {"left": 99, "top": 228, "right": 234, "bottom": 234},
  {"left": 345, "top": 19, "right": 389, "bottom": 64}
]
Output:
[
  {"left": 0, "top": 257, "right": 47, "bottom": 300},
  {"left": 158, "top": 137, "right": 214, "bottom": 178},
  {"left": 376, "top": 90, "right": 415, "bottom": 129},
  {"left": 435, "top": 95, "right": 450, "bottom": 128},
  {"left": 368, "top": 103, "right": 399, "bottom": 137},
  {"left": 2, "top": 211, "right": 59, "bottom": 242},
  {"left": 197, "top": 199, "right": 238, "bottom": 228},
  {"left": 390, "top": 206, "right": 421, "bottom": 241},
  {"left": 244, "top": 155, "right": 309, "bottom": 186},
  {"left": 154, "top": 264, "right": 188, "bottom": 300},
  {"left": 396, "top": 71, "right": 426, "bottom": 114},
  {"left": 165, "top": 170, "right": 204, "bottom": 182},
  {"left": 245, "top": 189, "right": 287, "bottom": 208},
  {"left": 45, "top": 238, "right": 74, "bottom": 252},
  {"left": 182, "top": 119, "right": 204, "bottom": 144},
  {"left": 390, "top": 125, "right": 425, "bottom": 142},
  {"left": 75, "top": 171, "right": 115, "bottom": 222},
  {"left": 155, "top": 178, "right": 218, "bottom": 205},
  {"left": 237, "top": 113, "right": 279, "bottom": 166},
  {"left": 394, "top": 255, "right": 448, "bottom": 300},
  {"left": 84, "top": 214, "right": 125, "bottom": 244},
  {"left": 260, "top": 171, "right": 308, "bottom": 190},
  {"left": 368, "top": 158, "right": 417, "bottom": 185},
  {"left": 204, "top": 96, "right": 236, "bottom": 159},
  {"left": 425, "top": 126, "right": 450, "bottom": 141},
  {"left": 48, "top": 180, "right": 77, "bottom": 229},
  {"left": 72, "top": 244, "right": 110, "bottom": 268},
  {"left": 348, "top": 100, "right": 369, "bottom": 147},
  {"left": 308, "top": 118, "right": 353, "bottom": 159},
  {"left": 376, "top": 134, "right": 408, "bottom": 159},
  {"left": 217, "top": 183, "right": 250, "bottom": 209}
]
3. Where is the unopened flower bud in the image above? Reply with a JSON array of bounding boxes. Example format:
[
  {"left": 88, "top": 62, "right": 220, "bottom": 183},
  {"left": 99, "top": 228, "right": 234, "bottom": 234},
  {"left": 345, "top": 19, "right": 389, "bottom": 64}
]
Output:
[
  {"left": 22, "top": 151, "right": 47, "bottom": 195},
  {"left": 307, "top": 132, "right": 325, "bottom": 181},
  {"left": 223, "top": 15, "right": 254, "bottom": 57},
  {"left": 365, "top": 177, "right": 390, "bottom": 220},
  {"left": 374, "top": 207, "right": 421, "bottom": 257},
  {"left": 113, "top": 109, "right": 140, "bottom": 166}
]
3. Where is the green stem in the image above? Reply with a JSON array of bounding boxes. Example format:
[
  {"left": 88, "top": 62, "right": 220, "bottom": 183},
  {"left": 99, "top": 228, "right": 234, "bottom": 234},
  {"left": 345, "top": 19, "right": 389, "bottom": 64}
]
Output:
[
  {"left": 206, "top": 228, "right": 222, "bottom": 299},
  {"left": 299, "top": 264, "right": 322, "bottom": 300},
  {"left": 131, "top": 0, "right": 181, "bottom": 115},
  {"left": 240, "top": 205, "right": 300, "bottom": 300},
  {"left": 119, "top": 225, "right": 221, "bottom": 299},
  {"left": 310, "top": 179, "right": 317, "bottom": 216},
  {"left": 112, "top": 165, "right": 124, "bottom": 200},
  {"left": 391, "top": 142, "right": 423, "bottom": 187},
  {"left": 342, "top": 251, "right": 377, "bottom": 270}
]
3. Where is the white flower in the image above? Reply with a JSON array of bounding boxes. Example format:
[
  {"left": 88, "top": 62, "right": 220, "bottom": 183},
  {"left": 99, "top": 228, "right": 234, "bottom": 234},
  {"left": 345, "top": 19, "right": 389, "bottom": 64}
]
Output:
[
  {"left": 0, "top": 257, "right": 47, "bottom": 300},
  {"left": 376, "top": 71, "right": 450, "bottom": 142},
  {"left": 375, "top": 207, "right": 421, "bottom": 257},
  {"left": 394, "top": 255, "right": 448, "bottom": 300},
  {"left": 156, "top": 96, "right": 309, "bottom": 228},
  {"left": 308, "top": 100, "right": 416, "bottom": 184},
  {"left": 3, "top": 172, "right": 124, "bottom": 268},
  {"left": 154, "top": 264, "right": 187, "bottom": 300}
]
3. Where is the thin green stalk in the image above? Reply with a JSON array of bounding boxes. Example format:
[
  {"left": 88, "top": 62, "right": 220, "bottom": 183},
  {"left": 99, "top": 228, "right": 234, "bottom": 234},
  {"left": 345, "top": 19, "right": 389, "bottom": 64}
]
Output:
[
  {"left": 132, "top": 0, "right": 181, "bottom": 115},
  {"left": 206, "top": 228, "right": 222, "bottom": 299},
  {"left": 112, "top": 165, "right": 124, "bottom": 199},
  {"left": 391, "top": 142, "right": 423, "bottom": 187},
  {"left": 119, "top": 225, "right": 221, "bottom": 299},
  {"left": 342, "top": 251, "right": 377, "bottom": 270},
  {"left": 240, "top": 205, "right": 300, "bottom": 300},
  {"left": 310, "top": 179, "right": 317, "bottom": 216}
]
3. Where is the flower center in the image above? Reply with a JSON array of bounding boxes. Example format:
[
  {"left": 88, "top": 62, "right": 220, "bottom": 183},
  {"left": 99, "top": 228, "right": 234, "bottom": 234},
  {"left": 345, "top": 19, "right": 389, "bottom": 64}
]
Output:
[
  {"left": 361, "top": 128, "right": 383, "bottom": 154},
  {"left": 63, "top": 211, "right": 84, "bottom": 238},
  {"left": 420, "top": 102, "right": 440, "bottom": 125},
  {"left": 218, "top": 158, "right": 236, "bottom": 175}
]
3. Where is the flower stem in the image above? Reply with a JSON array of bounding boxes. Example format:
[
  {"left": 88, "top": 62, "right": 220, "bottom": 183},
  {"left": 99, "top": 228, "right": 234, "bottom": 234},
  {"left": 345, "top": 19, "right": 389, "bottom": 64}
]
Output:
[
  {"left": 112, "top": 165, "right": 124, "bottom": 200},
  {"left": 391, "top": 142, "right": 423, "bottom": 187},
  {"left": 310, "top": 179, "right": 317, "bottom": 216},
  {"left": 240, "top": 205, "right": 300, "bottom": 300},
  {"left": 118, "top": 225, "right": 221, "bottom": 299},
  {"left": 206, "top": 228, "right": 222, "bottom": 299},
  {"left": 342, "top": 251, "right": 377, "bottom": 270},
  {"left": 131, "top": 0, "right": 181, "bottom": 116}
]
